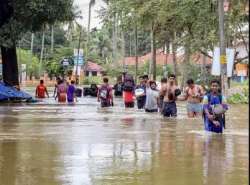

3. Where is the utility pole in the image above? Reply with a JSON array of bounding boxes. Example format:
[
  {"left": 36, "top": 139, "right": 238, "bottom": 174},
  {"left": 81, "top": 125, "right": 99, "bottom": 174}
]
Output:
[{"left": 218, "top": 0, "right": 228, "bottom": 95}]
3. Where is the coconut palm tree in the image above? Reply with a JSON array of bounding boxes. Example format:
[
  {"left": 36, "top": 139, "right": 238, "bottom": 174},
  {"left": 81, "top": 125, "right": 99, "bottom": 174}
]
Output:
[{"left": 88, "top": 0, "right": 96, "bottom": 33}]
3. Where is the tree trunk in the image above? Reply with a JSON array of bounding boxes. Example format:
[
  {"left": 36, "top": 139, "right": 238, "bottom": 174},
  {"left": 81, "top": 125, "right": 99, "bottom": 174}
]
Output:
[
  {"left": 18, "top": 41, "right": 22, "bottom": 84},
  {"left": 51, "top": 25, "right": 54, "bottom": 54},
  {"left": 135, "top": 25, "right": 138, "bottom": 84},
  {"left": 129, "top": 32, "right": 132, "bottom": 57},
  {"left": 201, "top": 53, "right": 206, "bottom": 84},
  {"left": 28, "top": 33, "right": 34, "bottom": 81},
  {"left": 172, "top": 43, "right": 177, "bottom": 77},
  {"left": 150, "top": 24, "right": 156, "bottom": 80},
  {"left": 88, "top": 3, "right": 92, "bottom": 33},
  {"left": 39, "top": 29, "right": 45, "bottom": 77},
  {"left": 112, "top": 14, "right": 117, "bottom": 63},
  {"left": 164, "top": 40, "right": 170, "bottom": 77},
  {"left": 218, "top": 0, "right": 228, "bottom": 95},
  {"left": 1, "top": 46, "right": 19, "bottom": 86},
  {"left": 181, "top": 43, "right": 191, "bottom": 90},
  {"left": 86, "top": 2, "right": 93, "bottom": 59}
]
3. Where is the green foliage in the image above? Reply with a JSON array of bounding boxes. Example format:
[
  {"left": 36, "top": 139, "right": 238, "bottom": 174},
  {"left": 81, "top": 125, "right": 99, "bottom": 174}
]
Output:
[
  {"left": 228, "top": 82, "right": 249, "bottom": 104},
  {"left": 82, "top": 76, "right": 102, "bottom": 85},
  {"left": 101, "top": 0, "right": 249, "bottom": 81},
  {"left": 45, "top": 47, "right": 74, "bottom": 78},
  {"left": 0, "top": 0, "right": 77, "bottom": 47},
  {"left": 87, "top": 28, "right": 113, "bottom": 64},
  {"left": 20, "top": 25, "right": 70, "bottom": 54},
  {"left": 227, "top": 93, "right": 249, "bottom": 104},
  {"left": 17, "top": 49, "right": 40, "bottom": 79},
  {"left": 103, "top": 63, "right": 124, "bottom": 78}
]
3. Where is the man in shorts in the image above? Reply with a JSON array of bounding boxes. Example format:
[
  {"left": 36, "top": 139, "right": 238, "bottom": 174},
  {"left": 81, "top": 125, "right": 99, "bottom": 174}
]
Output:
[
  {"left": 179, "top": 79, "right": 204, "bottom": 117},
  {"left": 160, "top": 74, "right": 180, "bottom": 117}
]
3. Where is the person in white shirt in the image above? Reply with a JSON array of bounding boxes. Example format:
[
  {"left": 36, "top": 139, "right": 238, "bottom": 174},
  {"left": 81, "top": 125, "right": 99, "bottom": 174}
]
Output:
[{"left": 145, "top": 80, "right": 159, "bottom": 113}]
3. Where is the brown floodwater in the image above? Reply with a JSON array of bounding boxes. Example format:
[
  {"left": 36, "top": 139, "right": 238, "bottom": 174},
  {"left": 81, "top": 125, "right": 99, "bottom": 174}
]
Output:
[{"left": 0, "top": 93, "right": 248, "bottom": 185}]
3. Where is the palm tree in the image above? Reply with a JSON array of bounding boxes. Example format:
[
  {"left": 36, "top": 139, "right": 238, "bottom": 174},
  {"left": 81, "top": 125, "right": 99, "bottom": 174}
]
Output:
[
  {"left": 86, "top": 0, "right": 96, "bottom": 58},
  {"left": 88, "top": 0, "right": 96, "bottom": 33}
]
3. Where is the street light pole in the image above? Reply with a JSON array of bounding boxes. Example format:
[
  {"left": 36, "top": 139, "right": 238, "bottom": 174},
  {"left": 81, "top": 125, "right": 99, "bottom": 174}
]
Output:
[{"left": 218, "top": 0, "right": 228, "bottom": 95}]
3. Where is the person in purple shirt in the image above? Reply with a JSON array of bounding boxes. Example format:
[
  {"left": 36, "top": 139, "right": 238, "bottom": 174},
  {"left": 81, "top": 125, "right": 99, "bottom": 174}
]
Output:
[{"left": 67, "top": 80, "right": 77, "bottom": 103}]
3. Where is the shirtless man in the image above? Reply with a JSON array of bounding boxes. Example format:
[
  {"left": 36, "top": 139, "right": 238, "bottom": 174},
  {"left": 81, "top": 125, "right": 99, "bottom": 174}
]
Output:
[
  {"left": 179, "top": 79, "right": 204, "bottom": 118},
  {"left": 160, "top": 74, "right": 180, "bottom": 117}
]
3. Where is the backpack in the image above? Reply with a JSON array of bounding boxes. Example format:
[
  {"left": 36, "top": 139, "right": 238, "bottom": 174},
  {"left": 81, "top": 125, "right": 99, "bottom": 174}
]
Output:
[{"left": 99, "top": 85, "right": 110, "bottom": 101}]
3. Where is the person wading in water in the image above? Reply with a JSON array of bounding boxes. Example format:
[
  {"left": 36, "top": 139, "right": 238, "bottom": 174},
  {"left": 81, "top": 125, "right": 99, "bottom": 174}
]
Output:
[
  {"left": 35, "top": 79, "right": 49, "bottom": 99},
  {"left": 202, "top": 79, "right": 228, "bottom": 133},
  {"left": 97, "top": 77, "right": 114, "bottom": 108},
  {"left": 179, "top": 79, "right": 205, "bottom": 118},
  {"left": 160, "top": 74, "right": 181, "bottom": 117}
]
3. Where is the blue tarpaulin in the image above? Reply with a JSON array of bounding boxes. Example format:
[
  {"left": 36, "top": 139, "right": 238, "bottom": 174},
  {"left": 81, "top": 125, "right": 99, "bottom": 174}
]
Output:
[{"left": 0, "top": 83, "right": 32, "bottom": 101}]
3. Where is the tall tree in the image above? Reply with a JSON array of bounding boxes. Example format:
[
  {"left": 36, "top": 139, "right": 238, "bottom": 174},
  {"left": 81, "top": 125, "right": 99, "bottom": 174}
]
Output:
[
  {"left": 0, "top": 0, "right": 76, "bottom": 86},
  {"left": 86, "top": 0, "right": 96, "bottom": 59}
]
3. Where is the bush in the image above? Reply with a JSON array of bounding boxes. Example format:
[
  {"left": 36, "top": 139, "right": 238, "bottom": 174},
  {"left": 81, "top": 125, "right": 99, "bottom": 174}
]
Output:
[
  {"left": 227, "top": 93, "right": 249, "bottom": 104},
  {"left": 82, "top": 76, "right": 102, "bottom": 85}
]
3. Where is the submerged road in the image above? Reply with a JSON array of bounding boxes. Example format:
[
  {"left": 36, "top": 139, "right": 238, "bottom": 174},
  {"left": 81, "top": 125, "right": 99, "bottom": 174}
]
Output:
[{"left": 0, "top": 96, "right": 248, "bottom": 185}]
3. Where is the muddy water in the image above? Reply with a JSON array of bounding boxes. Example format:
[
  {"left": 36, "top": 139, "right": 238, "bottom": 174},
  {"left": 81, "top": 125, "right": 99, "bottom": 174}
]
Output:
[{"left": 0, "top": 95, "right": 248, "bottom": 185}]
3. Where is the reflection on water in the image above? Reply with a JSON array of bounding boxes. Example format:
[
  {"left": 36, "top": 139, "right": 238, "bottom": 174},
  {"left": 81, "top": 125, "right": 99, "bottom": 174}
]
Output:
[{"left": 0, "top": 97, "right": 248, "bottom": 185}]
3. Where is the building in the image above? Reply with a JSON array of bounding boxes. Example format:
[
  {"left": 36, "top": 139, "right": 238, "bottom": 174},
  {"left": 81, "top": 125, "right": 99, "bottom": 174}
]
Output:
[
  {"left": 120, "top": 49, "right": 212, "bottom": 67},
  {"left": 84, "top": 60, "right": 104, "bottom": 77}
]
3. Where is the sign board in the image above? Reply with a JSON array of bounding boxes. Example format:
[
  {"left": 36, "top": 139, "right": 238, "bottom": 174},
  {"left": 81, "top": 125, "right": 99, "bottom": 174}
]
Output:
[
  {"left": 61, "top": 58, "right": 70, "bottom": 66},
  {"left": 73, "top": 56, "right": 84, "bottom": 66},
  {"left": 226, "top": 48, "right": 235, "bottom": 77},
  {"left": 211, "top": 47, "right": 221, "bottom": 76},
  {"left": 211, "top": 47, "right": 235, "bottom": 77},
  {"left": 74, "top": 49, "right": 84, "bottom": 57},
  {"left": 60, "top": 58, "right": 74, "bottom": 66}
]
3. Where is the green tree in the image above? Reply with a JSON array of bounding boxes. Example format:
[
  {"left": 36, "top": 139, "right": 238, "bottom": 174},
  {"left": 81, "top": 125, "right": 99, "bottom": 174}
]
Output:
[{"left": 0, "top": 0, "right": 77, "bottom": 86}]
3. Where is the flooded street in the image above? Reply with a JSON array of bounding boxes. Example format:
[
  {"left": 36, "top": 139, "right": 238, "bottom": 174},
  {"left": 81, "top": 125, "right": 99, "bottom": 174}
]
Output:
[{"left": 0, "top": 94, "right": 248, "bottom": 185}]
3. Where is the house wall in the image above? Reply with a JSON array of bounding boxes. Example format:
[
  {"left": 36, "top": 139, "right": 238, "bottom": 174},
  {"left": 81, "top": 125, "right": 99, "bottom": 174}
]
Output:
[{"left": 235, "top": 63, "right": 249, "bottom": 77}]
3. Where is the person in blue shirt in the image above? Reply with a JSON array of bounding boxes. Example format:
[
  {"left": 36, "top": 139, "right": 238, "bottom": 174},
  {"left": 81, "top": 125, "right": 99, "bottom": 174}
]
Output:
[
  {"left": 203, "top": 79, "right": 228, "bottom": 133},
  {"left": 67, "top": 80, "right": 77, "bottom": 103}
]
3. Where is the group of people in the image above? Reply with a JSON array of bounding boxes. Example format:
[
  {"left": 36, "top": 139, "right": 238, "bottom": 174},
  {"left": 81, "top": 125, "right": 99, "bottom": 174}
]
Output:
[
  {"left": 99, "top": 74, "right": 228, "bottom": 133},
  {"left": 35, "top": 78, "right": 77, "bottom": 103},
  {"left": 35, "top": 74, "right": 228, "bottom": 133}
]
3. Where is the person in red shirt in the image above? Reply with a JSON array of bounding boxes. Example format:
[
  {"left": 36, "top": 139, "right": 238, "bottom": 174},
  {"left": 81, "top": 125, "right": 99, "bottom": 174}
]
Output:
[
  {"left": 123, "top": 91, "right": 135, "bottom": 108},
  {"left": 36, "top": 80, "right": 49, "bottom": 98}
]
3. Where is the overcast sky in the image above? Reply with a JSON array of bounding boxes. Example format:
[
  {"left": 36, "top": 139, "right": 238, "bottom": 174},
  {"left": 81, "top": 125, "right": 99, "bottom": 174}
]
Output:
[{"left": 74, "top": 0, "right": 106, "bottom": 29}]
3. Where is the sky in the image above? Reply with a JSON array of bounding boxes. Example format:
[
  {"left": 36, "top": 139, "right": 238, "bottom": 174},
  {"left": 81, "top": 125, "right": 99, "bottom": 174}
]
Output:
[{"left": 74, "top": 0, "right": 106, "bottom": 29}]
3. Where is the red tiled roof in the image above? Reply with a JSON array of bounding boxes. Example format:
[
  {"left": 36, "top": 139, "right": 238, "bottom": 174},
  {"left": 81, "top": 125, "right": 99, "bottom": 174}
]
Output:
[
  {"left": 120, "top": 50, "right": 212, "bottom": 66},
  {"left": 84, "top": 61, "right": 104, "bottom": 72}
]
